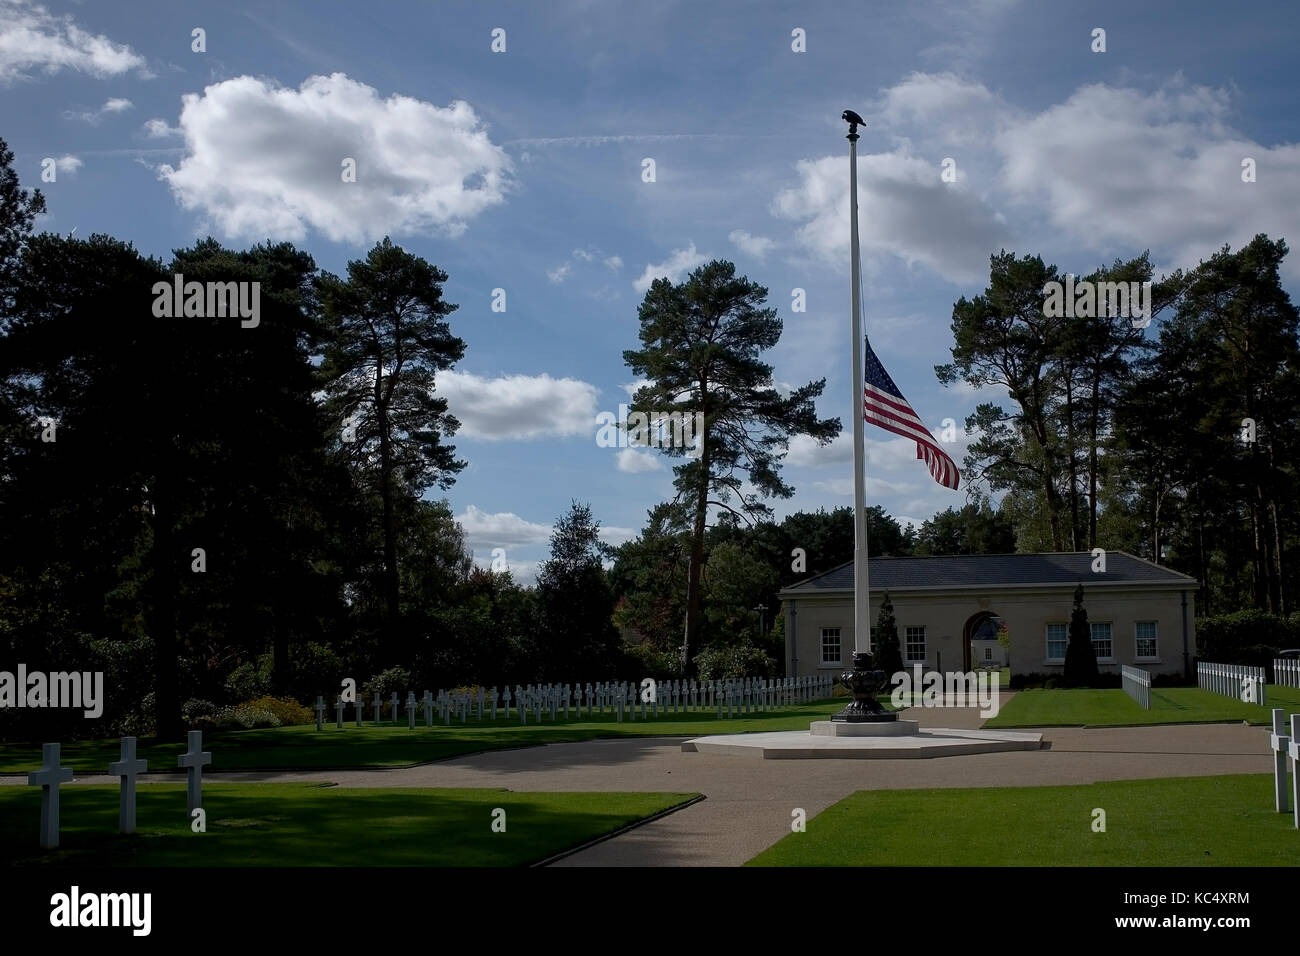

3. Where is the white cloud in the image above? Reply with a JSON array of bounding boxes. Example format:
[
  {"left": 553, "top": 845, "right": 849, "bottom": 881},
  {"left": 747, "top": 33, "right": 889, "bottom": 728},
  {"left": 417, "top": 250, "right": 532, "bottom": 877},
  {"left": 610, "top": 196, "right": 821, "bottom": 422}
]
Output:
[
  {"left": 598, "top": 525, "right": 636, "bottom": 546},
  {"left": 439, "top": 370, "right": 598, "bottom": 440},
  {"left": 775, "top": 70, "right": 1300, "bottom": 284},
  {"left": 728, "top": 229, "right": 776, "bottom": 259},
  {"left": 155, "top": 73, "right": 513, "bottom": 243},
  {"left": 142, "top": 117, "right": 179, "bottom": 138},
  {"left": 879, "top": 72, "right": 1005, "bottom": 147},
  {"left": 53, "top": 154, "right": 81, "bottom": 173},
  {"left": 786, "top": 432, "right": 853, "bottom": 467},
  {"left": 633, "top": 242, "right": 707, "bottom": 293},
  {"left": 472, "top": 556, "right": 542, "bottom": 587},
  {"left": 994, "top": 78, "right": 1300, "bottom": 277},
  {"left": 66, "top": 96, "right": 133, "bottom": 124},
  {"left": 620, "top": 379, "right": 649, "bottom": 399},
  {"left": 0, "top": 0, "right": 147, "bottom": 82},
  {"left": 616, "top": 448, "right": 663, "bottom": 473},
  {"left": 548, "top": 247, "right": 621, "bottom": 285},
  {"left": 772, "top": 151, "right": 1010, "bottom": 285},
  {"left": 456, "top": 505, "right": 551, "bottom": 549}
]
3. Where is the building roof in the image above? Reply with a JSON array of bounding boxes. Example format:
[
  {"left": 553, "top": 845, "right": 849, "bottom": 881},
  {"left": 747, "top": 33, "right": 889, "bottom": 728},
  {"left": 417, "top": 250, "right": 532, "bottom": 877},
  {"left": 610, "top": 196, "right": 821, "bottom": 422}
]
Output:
[{"left": 778, "top": 551, "right": 1196, "bottom": 598}]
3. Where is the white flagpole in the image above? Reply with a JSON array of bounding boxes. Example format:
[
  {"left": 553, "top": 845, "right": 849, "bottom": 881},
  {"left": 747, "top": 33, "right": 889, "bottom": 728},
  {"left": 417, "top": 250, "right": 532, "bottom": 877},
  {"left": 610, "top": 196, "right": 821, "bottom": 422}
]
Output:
[{"left": 847, "top": 116, "right": 870, "bottom": 656}]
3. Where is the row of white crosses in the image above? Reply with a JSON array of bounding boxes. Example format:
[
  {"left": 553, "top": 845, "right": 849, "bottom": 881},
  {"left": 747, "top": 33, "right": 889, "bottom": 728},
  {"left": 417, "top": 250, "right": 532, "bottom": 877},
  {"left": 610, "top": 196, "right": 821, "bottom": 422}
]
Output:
[
  {"left": 311, "top": 675, "right": 833, "bottom": 731},
  {"left": 1268, "top": 709, "right": 1300, "bottom": 828},
  {"left": 1196, "top": 661, "right": 1268, "bottom": 706},
  {"left": 26, "top": 731, "right": 211, "bottom": 850}
]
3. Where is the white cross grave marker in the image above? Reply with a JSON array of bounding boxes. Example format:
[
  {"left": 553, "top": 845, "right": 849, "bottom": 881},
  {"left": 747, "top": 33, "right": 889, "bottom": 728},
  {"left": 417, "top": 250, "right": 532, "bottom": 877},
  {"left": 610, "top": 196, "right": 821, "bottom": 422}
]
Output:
[
  {"left": 1271, "top": 708, "right": 1290, "bottom": 813},
  {"left": 336, "top": 697, "right": 344, "bottom": 728},
  {"left": 1289, "top": 715, "right": 1300, "bottom": 830},
  {"left": 108, "top": 736, "right": 148, "bottom": 835},
  {"left": 177, "top": 730, "right": 212, "bottom": 815},
  {"left": 390, "top": 692, "right": 399, "bottom": 724},
  {"left": 407, "top": 692, "right": 416, "bottom": 729},
  {"left": 315, "top": 695, "right": 325, "bottom": 731},
  {"left": 373, "top": 693, "right": 381, "bottom": 724},
  {"left": 28, "top": 742, "right": 74, "bottom": 849}
]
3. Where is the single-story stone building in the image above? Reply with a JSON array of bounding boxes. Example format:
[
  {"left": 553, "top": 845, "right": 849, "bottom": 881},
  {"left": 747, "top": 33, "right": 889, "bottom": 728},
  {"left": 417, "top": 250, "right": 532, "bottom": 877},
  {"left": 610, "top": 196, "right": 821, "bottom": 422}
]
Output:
[{"left": 778, "top": 552, "right": 1197, "bottom": 679}]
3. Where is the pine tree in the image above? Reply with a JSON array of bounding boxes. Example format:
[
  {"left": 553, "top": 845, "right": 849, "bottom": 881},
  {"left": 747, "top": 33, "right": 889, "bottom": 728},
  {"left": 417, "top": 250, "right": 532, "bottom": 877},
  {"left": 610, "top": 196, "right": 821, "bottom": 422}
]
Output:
[
  {"left": 874, "top": 592, "right": 904, "bottom": 677},
  {"left": 1063, "top": 583, "right": 1099, "bottom": 687},
  {"left": 623, "top": 260, "right": 839, "bottom": 675}
]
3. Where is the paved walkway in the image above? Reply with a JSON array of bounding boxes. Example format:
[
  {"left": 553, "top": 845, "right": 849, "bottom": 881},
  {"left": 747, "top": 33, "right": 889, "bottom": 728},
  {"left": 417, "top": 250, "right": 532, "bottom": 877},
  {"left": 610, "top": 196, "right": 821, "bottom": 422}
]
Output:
[{"left": 11, "top": 703, "right": 1275, "bottom": 866}]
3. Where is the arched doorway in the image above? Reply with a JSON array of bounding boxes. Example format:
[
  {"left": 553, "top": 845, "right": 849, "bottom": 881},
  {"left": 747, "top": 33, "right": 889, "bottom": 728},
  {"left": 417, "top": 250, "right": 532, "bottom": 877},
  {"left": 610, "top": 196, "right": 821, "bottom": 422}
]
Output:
[{"left": 962, "top": 611, "right": 1006, "bottom": 673}]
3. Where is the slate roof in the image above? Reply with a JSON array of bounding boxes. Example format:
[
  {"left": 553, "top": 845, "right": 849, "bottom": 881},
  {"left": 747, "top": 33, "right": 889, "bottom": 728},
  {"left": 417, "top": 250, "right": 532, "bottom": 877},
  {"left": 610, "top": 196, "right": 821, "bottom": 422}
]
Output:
[{"left": 779, "top": 551, "right": 1195, "bottom": 596}]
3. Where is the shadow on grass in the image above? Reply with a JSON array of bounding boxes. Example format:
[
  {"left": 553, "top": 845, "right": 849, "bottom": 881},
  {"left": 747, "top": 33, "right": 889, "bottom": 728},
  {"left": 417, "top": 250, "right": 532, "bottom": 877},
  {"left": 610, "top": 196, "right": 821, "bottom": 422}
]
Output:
[
  {"left": 1, "top": 784, "right": 698, "bottom": 867},
  {"left": 0, "top": 700, "right": 847, "bottom": 775}
]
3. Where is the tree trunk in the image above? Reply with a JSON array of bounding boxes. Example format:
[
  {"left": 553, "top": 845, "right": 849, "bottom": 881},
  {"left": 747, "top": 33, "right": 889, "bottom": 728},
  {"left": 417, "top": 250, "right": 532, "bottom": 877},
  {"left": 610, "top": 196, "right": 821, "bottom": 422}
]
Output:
[
  {"left": 272, "top": 616, "right": 289, "bottom": 695},
  {"left": 1088, "top": 368, "right": 1102, "bottom": 548},
  {"left": 373, "top": 348, "right": 400, "bottom": 658},
  {"left": 681, "top": 385, "right": 710, "bottom": 677},
  {"left": 1063, "top": 372, "right": 1080, "bottom": 551},
  {"left": 151, "top": 472, "right": 181, "bottom": 738}
]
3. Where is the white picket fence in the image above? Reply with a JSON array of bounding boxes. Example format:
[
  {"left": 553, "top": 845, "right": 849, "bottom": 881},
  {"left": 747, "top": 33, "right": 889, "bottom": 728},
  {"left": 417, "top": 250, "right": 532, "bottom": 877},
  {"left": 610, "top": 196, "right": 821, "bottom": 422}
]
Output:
[
  {"left": 318, "top": 675, "right": 834, "bottom": 730},
  {"left": 1274, "top": 659, "right": 1300, "bottom": 689},
  {"left": 1121, "top": 665, "right": 1151, "bottom": 710},
  {"left": 1197, "top": 661, "right": 1267, "bottom": 707}
]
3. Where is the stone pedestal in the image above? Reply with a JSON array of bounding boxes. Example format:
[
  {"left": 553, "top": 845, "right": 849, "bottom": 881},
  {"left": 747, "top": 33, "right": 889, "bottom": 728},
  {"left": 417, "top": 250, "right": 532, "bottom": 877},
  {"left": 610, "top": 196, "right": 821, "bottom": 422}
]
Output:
[{"left": 811, "top": 719, "right": 919, "bottom": 737}]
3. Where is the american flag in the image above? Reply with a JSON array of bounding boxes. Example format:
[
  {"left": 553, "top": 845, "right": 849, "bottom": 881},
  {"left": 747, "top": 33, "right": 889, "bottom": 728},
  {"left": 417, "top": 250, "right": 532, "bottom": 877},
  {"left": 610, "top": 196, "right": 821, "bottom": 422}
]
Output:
[{"left": 863, "top": 337, "right": 960, "bottom": 490}]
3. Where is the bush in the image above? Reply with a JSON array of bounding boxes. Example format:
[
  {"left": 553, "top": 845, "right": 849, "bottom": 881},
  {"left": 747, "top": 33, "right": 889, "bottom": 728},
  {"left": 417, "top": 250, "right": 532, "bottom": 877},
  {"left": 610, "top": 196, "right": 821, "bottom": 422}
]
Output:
[
  {"left": 245, "top": 695, "right": 313, "bottom": 726},
  {"left": 232, "top": 699, "right": 282, "bottom": 729},
  {"left": 363, "top": 666, "right": 413, "bottom": 700},
  {"left": 181, "top": 695, "right": 309, "bottom": 730},
  {"left": 1197, "top": 610, "right": 1297, "bottom": 664},
  {"left": 182, "top": 698, "right": 220, "bottom": 727},
  {"left": 1010, "top": 671, "right": 1127, "bottom": 690},
  {"left": 694, "top": 642, "right": 776, "bottom": 680},
  {"left": 622, "top": 641, "right": 682, "bottom": 681},
  {"left": 224, "top": 655, "right": 272, "bottom": 701}
]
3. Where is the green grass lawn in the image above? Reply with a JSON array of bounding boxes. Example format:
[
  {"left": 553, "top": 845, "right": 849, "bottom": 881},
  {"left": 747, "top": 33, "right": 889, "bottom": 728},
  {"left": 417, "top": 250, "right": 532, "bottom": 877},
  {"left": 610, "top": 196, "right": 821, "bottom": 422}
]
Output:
[
  {"left": 985, "top": 685, "right": 1300, "bottom": 728},
  {"left": 0, "top": 698, "right": 850, "bottom": 774},
  {"left": 748, "top": 774, "right": 1299, "bottom": 866},
  {"left": 1, "top": 783, "right": 696, "bottom": 867}
]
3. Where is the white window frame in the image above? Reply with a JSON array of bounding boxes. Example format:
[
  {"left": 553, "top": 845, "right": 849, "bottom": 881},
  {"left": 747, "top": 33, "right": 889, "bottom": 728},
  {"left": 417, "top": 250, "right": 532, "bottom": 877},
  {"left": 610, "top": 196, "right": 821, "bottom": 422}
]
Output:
[
  {"left": 819, "top": 627, "right": 842, "bottom": 668},
  {"left": 1045, "top": 622, "right": 1068, "bottom": 664},
  {"left": 904, "top": 626, "right": 926, "bottom": 664},
  {"left": 1091, "top": 621, "right": 1114, "bottom": 662},
  {"left": 1134, "top": 621, "right": 1159, "bottom": 662}
]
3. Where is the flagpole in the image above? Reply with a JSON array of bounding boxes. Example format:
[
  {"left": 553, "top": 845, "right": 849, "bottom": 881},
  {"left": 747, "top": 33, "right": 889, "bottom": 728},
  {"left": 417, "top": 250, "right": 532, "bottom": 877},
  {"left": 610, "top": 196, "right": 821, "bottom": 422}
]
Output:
[{"left": 847, "top": 114, "right": 869, "bottom": 656}]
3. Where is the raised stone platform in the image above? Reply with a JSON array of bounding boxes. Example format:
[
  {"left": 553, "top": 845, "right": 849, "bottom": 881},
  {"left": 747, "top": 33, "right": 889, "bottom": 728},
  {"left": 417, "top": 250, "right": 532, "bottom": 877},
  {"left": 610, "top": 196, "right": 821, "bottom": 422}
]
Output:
[
  {"left": 811, "top": 719, "right": 920, "bottom": 737},
  {"left": 681, "top": 727, "right": 1043, "bottom": 759}
]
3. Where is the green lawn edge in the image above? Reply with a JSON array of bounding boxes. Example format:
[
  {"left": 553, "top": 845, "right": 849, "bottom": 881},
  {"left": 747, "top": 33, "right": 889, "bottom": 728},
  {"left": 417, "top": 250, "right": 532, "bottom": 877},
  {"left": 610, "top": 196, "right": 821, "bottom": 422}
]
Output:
[
  {"left": 0, "top": 698, "right": 851, "bottom": 774},
  {"left": 747, "top": 773, "right": 1300, "bottom": 867},
  {"left": 984, "top": 685, "right": 1300, "bottom": 729},
  {"left": 1, "top": 782, "right": 701, "bottom": 867}
]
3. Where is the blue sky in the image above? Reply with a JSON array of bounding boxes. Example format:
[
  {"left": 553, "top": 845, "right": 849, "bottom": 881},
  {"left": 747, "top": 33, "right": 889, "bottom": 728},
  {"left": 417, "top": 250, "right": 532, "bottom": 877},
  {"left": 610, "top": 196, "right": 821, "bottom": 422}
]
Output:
[{"left": 2, "top": 0, "right": 1297, "bottom": 582}]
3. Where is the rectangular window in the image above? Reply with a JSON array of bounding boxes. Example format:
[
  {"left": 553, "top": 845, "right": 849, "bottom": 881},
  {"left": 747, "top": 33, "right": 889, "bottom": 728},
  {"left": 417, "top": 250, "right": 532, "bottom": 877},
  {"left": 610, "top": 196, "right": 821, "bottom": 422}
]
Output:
[
  {"left": 1135, "top": 621, "right": 1158, "bottom": 660},
  {"left": 905, "top": 626, "right": 926, "bottom": 663},
  {"left": 820, "top": 627, "right": 842, "bottom": 666},
  {"left": 870, "top": 626, "right": 878, "bottom": 650},
  {"left": 1046, "top": 623, "right": 1068, "bottom": 662},
  {"left": 984, "top": 646, "right": 993, "bottom": 661},
  {"left": 1091, "top": 622, "right": 1113, "bottom": 660}
]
